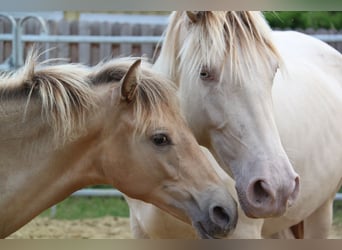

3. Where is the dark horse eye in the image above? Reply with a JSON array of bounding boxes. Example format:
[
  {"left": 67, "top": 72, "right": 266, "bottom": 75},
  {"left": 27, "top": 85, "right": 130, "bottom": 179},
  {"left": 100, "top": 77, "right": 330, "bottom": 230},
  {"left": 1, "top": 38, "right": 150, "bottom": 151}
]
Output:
[
  {"left": 151, "top": 134, "right": 170, "bottom": 146},
  {"left": 200, "top": 66, "right": 215, "bottom": 81},
  {"left": 200, "top": 70, "right": 210, "bottom": 79}
]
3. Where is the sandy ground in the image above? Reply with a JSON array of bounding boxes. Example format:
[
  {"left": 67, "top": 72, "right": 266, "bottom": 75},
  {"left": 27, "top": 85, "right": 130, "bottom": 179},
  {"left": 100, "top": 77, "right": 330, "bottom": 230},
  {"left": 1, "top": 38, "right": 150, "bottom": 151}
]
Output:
[
  {"left": 6, "top": 217, "right": 342, "bottom": 239},
  {"left": 330, "top": 224, "right": 342, "bottom": 239},
  {"left": 8, "top": 217, "right": 132, "bottom": 239}
]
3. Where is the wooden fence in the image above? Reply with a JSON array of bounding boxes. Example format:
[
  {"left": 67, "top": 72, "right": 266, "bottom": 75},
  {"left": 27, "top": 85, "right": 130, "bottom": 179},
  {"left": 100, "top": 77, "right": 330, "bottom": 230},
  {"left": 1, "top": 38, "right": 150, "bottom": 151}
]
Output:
[
  {"left": 0, "top": 18, "right": 341, "bottom": 66},
  {"left": 0, "top": 18, "right": 166, "bottom": 66}
]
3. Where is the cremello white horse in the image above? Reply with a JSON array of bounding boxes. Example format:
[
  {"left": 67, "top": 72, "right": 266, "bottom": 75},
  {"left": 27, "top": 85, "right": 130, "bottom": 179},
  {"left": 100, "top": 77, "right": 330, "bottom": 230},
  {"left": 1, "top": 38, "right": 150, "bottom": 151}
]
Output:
[
  {"left": 127, "top": 11, "right": 342, "bottom": 238},
  {"left": 0, "top": 50, "right": 238, "bottom": 238},
  {"left": 154, "top": 11, "right": 300, "bottom": 219}
]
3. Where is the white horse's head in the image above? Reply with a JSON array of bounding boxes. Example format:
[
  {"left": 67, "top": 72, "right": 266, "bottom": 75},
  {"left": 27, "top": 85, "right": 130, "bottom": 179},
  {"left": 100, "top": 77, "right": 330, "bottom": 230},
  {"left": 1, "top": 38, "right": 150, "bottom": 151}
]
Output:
[{"left": 154, "top": 11, "right": 299, "bottom": 218}]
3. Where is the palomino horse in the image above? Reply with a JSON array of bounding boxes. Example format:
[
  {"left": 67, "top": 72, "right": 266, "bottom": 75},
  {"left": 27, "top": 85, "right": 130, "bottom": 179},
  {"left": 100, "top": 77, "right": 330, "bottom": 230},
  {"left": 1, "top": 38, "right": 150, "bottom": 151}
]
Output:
[
  {"left": 0, "top": 50, "right": 238, "bottom": 238},
  {"left": 127, "top": 11, "right": 342, "bottom": 238},
  {"left": 126, "top": 147, "right": 264, "bottom": 239}
]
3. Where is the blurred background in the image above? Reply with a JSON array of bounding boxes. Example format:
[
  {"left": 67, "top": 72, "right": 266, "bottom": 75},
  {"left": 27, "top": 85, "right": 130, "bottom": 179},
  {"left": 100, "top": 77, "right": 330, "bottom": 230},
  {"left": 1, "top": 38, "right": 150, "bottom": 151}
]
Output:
[{"left": 0, "top": 11, "right": 341, "bottom": 69}]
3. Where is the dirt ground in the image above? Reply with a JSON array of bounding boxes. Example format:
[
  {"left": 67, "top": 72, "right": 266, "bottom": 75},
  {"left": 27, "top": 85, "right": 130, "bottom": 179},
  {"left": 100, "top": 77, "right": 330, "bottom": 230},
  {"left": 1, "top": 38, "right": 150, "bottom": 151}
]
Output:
[
  {"left": 8, "top": 217, "right": 132, "bottom": 239},
  {"left": 6, "top": 217, "right": 342, "bottom": 239},
  {"left": 330, "top": 224, "right": 342, "bottom": 239}
]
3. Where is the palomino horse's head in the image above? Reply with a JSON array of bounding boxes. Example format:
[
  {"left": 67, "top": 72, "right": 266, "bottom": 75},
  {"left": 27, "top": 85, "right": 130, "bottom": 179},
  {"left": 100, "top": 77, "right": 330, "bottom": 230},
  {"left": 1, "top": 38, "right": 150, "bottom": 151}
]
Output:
[
  {"left": 89, "top": 58, "right": 237, "bottom": 238},
  {"left": 154, "top": 11, "right": 299, "bottom": 218}
]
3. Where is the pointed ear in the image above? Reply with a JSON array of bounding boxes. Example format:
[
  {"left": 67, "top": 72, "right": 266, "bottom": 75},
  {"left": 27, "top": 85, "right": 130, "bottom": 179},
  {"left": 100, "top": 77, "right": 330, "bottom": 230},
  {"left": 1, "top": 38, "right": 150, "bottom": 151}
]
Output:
[
  {"left": 120, "top": 59, "right": 141, "bottom": 103},
  {"left": 186, "top": 11, "right": 205, "bottom": 23}
]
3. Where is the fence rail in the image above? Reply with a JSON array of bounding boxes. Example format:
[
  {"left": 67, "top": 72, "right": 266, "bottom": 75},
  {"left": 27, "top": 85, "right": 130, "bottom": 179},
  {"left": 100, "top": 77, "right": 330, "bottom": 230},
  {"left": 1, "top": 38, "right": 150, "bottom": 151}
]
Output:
[
  {"left": 1, "top": 13, "right": 342, "bottom": 70},
  {"left": 69, "top": 188, "right": 342, "bottom": 201},
  {"left": 0, "top": 13, "right": 167, "bottom": 69},
  {"left": 71, "top": 189, "right": 123, "bottom": 197},
  {"left": 2, "top": 33, "right": 342, "bottom": 43},
  {"left": 312, "top": 34, "right": 342, "bottom": 42}
]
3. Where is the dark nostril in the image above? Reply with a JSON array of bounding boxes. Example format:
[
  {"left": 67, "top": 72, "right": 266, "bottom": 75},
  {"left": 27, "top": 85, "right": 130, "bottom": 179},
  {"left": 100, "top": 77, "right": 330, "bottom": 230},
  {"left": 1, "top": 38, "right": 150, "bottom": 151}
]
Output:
[
  {"left": 252, "top": 180, "right": 272, "bottom": 204},
  {"left": 243, "top": 176, "right": 299, "bottom": 218},
  {"left": 210, "top": 205, "right": 230, "bottom": 226}
]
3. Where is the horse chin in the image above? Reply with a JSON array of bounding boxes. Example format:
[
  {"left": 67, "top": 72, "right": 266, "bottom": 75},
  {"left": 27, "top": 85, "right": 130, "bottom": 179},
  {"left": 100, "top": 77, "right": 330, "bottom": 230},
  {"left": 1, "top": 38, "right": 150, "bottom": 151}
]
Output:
[
  {"left": 192, "top": 220, "right": 232, "bottom": 239},
  {"left": 192, "top": 221, "right": 219, "bottom": 239}
]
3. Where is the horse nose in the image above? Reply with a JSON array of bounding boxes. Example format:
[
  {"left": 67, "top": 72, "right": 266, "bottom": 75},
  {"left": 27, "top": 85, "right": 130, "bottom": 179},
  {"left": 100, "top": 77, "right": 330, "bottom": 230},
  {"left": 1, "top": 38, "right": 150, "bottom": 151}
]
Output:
[
  {"left": 245, "top": 175, "right": 300, "bottom": 218},
  {"left": 207, "top": 203, "right": 238, "bottom": 238}
]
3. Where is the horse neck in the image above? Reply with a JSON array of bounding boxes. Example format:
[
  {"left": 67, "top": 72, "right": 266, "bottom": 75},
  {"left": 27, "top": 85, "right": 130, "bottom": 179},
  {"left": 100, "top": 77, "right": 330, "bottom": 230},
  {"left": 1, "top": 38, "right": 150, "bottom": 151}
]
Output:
[{"left": 0, "top": 94, "right": 110, "bottom": 237}]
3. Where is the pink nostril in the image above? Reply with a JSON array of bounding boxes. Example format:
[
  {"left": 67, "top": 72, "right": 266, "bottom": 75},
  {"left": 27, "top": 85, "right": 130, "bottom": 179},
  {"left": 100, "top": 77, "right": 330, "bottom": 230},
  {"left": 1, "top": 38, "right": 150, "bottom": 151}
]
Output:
[
  {"left": 242, "top": 175, "right": 300, "bottom": 218},
  {"left": 288, "top": 175, "right": 300, "bottom": 207}
]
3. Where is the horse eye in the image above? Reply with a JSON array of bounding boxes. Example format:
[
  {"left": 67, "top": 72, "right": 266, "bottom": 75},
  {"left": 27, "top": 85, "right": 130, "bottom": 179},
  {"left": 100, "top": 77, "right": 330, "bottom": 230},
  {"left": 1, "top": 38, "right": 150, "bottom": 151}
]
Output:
[
  {"left": 200, "top": 71, "right": 210, "bottom": 79},
  {"left": 151, "top": 134, "right": 171, "bottom": 146},
  {"left": 199, "top": 67, "right": 215, "bottom": 81}
]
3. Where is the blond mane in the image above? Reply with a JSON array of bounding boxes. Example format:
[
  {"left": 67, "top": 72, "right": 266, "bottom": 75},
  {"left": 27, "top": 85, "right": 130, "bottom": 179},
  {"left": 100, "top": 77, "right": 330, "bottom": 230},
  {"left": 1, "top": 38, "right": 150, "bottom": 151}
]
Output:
[
  {"left": 90, "top": 58, "right": 182, "bottom": 136},
  {"left": 154, "top": 11, "right": 282, "bottom": 85},
  {"left": 0, "top": 49, "right": 96, "bottom": 141},
  {"left": 0, "top": 50, "right": 182, "bottom": 144}
]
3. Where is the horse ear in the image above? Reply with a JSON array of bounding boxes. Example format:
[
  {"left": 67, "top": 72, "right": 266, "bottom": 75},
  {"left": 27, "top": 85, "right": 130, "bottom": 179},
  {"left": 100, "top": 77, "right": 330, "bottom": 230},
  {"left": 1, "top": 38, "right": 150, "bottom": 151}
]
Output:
[
  {"left": 120, "top": 59, "right": 141, "bottom": 103},
  {"left": 186, "top": 11, "right": 205, "bottom": 23}
]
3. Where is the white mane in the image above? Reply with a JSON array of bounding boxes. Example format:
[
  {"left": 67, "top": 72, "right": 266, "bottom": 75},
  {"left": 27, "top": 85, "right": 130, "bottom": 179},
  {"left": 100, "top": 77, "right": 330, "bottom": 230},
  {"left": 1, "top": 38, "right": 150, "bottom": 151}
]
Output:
[{"left": 155, "top": 11, "right": 282, "bottom": 85}]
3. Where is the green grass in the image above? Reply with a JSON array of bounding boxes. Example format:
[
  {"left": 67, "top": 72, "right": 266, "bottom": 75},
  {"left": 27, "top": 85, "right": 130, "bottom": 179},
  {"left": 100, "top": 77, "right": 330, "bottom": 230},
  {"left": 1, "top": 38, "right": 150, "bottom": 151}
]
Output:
[
  {"left": 264, "top": 11, "right": 342, "bottom": 30},
  {"left": 333, "top": 200, "right": 342, "bottom": 225},
  {"left": 39, "top": 194, "right": 342, "bottom": 225},
  {"left": 39, "top": 196, "right": 130, "bottom": 220}
]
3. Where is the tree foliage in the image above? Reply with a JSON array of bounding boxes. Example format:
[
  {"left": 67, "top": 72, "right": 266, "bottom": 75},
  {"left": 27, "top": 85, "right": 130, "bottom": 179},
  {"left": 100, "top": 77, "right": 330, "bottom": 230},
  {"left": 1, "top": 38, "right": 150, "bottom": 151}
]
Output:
[{"left": 264, "top": 11, "right": 342, "bottom": 30}]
